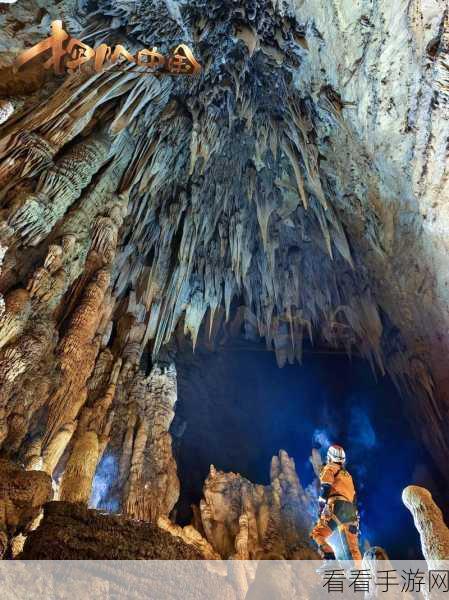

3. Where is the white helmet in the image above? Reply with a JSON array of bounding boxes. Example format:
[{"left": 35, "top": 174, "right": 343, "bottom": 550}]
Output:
[{"left": 327, "top": 444, "right": 346, "bottom": 464}]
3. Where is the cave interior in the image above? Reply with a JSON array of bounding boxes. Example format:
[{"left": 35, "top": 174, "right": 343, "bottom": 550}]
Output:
[{"left": 0, "top": 0, "right": 448, "bottom": 564}]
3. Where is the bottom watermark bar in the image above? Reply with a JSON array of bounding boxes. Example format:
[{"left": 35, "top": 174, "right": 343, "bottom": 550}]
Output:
[{"left": 0, "top": 560, "right": 448, "bottom": 599}]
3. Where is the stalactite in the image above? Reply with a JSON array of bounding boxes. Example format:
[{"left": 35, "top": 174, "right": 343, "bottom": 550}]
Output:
[
  {"left": 7, "top": 131, "right": 112, "bottom": 248},
  {"left": 0, "top": 0, "right": 444, "bottom": 415},
  {"left": 27, "top": 244, "right": 66, "bottom": 309},
  {"left": 0, "top": 131, "right": 56, "bottom": 191},
  {"left": 2, "top": 0, "right": 383, "bottom": 411}
]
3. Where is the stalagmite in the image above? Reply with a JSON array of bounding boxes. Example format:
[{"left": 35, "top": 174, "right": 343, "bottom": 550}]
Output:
[
  {"left": 197, "top": 451, "right": 317, "bottom": 559},
  {"left": 24, "top": 438, "right": 43, "bottom": 471},
  {"left": 118, "top": 408, "right": 138, "bottom": 488},
  {"left": 59, "top": 431, "right": 100, "bottom": 504},
  {"left": 157, "top": 516, "right": 221, "bottom": 560},
  {"left": 44, "top": 269, "right": 111, "bottom": 447},
  {"left": 270, "top": 450, "right": 312, "bottom": 544},
  {"left": 42, "top": 422, "right": 77, "bottom": 476},
  {"left": 59, "top": 357, "right": 121, "bottom": 504},
  {"left": 402, "top": 485, "right": 449, "bottom": 562},
  {"left": 0, "top": 318, "right": 56, "bottom": 447},
  {"left": 362, "top": 547, "right": 408, "bottom": 600},
  {"left": 123, "top": 364, "right": 180, "bottom": 523}
]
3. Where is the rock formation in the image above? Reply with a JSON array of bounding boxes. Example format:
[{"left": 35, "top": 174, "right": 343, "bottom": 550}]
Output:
[
  {"left": 362, "top": 546, "right": 411, "bottom": 600},
  {"left": 0, "top": 459, "right": 52, "bottom": 558},
  {"left": 20, "top": 501, "right": 203, "bottom": 560},
  {"left": 157, "top": 515, "right": 221, "bottom": 560},
  {"left": 402, "top": 485, "right": 449, "bottom": 563},
  {"left": 196, "top": 451, "right": 317, "bottom": 559},
  {"left": 122, "top": 363, "right": 180, "bottom": 523},
  {"left": 58, "top": 355, "right": 122, "bottom": 503}
]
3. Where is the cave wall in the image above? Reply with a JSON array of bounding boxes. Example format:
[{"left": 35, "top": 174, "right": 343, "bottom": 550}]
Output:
[{"left": 293, "top": 0, "right": 449, "bottom": 468}]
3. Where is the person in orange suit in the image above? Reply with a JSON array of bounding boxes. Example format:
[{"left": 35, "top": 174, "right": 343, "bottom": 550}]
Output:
[{"left": 311, "top": 444, "right": 362, "bottom": 564}]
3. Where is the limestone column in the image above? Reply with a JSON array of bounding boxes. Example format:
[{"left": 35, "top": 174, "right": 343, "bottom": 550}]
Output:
[
  {"left": 123, "top": 363, "right": 180, "bottom": 523},
  {"left": 59, "top": 357, "right": 121, "bottom": 504}
]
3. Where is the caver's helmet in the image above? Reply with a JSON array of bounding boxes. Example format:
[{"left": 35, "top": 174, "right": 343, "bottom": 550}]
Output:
[{"left": 327, "top": 444, "right": 346, "bottom": 465}]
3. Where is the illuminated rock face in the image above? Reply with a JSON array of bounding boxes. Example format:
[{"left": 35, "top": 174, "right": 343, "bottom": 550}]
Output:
[{"left": 0, "top": 0, "right": 448, "bottom": 560}]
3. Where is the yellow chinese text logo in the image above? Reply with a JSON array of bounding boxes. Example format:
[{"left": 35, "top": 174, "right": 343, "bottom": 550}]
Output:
[{"left": 16, "top": 20, "right": 201, "bottom": 76}]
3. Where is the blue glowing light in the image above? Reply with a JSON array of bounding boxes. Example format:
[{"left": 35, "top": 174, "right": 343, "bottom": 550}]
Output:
[{"left": 90, "top": 453, "right": 119, "bottom": 512}]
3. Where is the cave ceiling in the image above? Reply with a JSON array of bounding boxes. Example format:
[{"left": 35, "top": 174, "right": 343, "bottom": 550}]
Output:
[
  {"left": 2, "top": 0, "right": 386, "bottom": 363},
  {"left": 0, "top": 0, "right": 448, "bottom": 484}
]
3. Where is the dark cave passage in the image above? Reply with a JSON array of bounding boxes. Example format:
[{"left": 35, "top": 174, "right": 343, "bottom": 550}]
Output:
[{"left": 173, "top": 340, "right": 445, "bottom": 559}]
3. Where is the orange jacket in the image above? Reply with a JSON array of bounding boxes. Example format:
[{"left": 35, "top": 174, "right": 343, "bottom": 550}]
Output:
[{"left": 319, "top": 462, "right": 356, "bottom": 503}]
